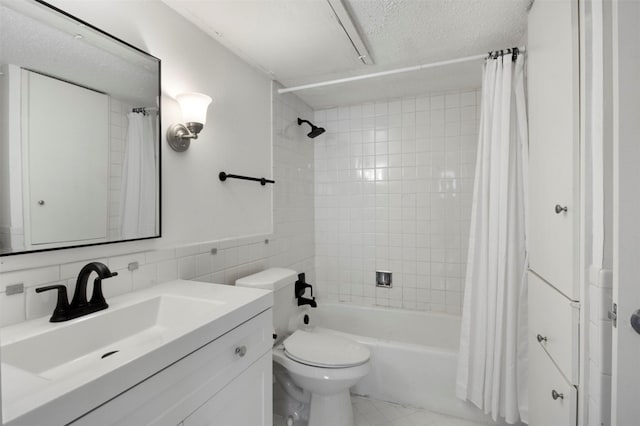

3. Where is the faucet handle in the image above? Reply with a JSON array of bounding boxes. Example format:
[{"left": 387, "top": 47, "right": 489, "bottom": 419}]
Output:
[{"left": 35, "top": 285, "right": 70, "bottom": 322}]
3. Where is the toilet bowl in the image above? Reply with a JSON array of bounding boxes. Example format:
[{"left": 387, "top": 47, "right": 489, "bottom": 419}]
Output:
[
  {"left": 235, "top": 268, "right": 371, "bottom": 426},
  {"left": 274, "top": 329, "right": 370, "bottom": 426}
]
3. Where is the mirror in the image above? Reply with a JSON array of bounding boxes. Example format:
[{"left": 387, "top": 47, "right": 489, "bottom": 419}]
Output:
[{"left": 0, "top": 0, "right": 161, "bottom": 256}]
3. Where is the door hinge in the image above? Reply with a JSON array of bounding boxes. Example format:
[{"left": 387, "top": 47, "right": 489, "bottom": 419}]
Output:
[{"left": 608, "top": 303, "right": 618, "bottom": 328}]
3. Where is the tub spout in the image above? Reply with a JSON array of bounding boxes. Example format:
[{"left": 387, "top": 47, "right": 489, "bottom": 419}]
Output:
[{"left": 298, "top": 296, "right": 317, "bottom": 308}]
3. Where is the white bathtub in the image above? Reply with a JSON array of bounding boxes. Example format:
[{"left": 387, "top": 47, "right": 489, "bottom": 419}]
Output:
[{"left": 311, "top": 303, "right": 499, "bottom": 424}]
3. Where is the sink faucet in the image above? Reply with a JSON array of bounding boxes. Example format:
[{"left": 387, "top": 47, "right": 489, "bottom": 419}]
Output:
[{"left": 36, "top": 262, "right": 118, "bottom": 322}]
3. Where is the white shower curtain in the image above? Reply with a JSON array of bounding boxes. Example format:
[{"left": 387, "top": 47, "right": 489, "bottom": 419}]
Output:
[
  {"left": 121, "top": 112, "right": 158, "bottom": 239},
  {"left": 456, "top": 54, "right": 529, "bottom": 424}
]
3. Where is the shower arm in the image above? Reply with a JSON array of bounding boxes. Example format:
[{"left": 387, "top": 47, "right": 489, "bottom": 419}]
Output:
[{"left": 297, "top": 118, "right": 314, "bottom": 127}]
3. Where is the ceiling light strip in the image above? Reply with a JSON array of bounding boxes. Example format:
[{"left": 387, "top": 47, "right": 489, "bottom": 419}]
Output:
[
  {"left": 278, "top": 47, "right": 526, "bottom": 94},
  {"left": 326, "top": 0, "right": 373, "bottom": 65}
]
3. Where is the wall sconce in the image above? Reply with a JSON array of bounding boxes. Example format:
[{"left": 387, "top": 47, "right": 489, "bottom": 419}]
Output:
[{"left": 166, "top": 92, "right": 212, "bottom": 152}]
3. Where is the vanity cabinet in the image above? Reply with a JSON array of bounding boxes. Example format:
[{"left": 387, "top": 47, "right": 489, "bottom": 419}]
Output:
[
  {"left": 70, "top": 309, "right": 273, "bottom": 426},
  {"left": 183, "top": 353, "right": 271, "bottom": 426},
  {"left": 527, "top": 0, "right": 581, "bottom": 425}
]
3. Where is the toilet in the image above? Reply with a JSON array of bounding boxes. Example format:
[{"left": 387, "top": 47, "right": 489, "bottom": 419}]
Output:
[{"left": 236, "top": 268, "right": 370, "bottom": 426}]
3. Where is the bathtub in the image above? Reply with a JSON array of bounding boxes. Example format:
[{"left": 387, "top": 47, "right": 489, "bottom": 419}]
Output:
[{"left": 310, "top": 303, "right": 499, "bottom": 424}]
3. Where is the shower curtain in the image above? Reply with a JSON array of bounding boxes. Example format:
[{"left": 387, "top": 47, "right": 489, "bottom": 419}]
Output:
[
  {"left": 121, "top": 112, "right": 157, "bottom": 239},
  {"left": 455, "top": 53, "right": 529, "bottom": 424}
]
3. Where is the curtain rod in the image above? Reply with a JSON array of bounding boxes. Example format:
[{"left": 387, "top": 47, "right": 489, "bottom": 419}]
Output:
[{"left": 278, "top": 46, "right": 526, "bottom": 95}]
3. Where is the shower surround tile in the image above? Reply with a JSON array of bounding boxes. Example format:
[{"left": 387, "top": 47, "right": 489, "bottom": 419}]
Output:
[{"left": 314, "top": 89, "right": 480, "bottom": 314}]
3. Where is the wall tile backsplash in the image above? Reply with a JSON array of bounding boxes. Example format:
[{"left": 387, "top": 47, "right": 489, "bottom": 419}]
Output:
[
  {"left": 0, "top": 84, "right": 315, "bottom": 328},
  {"left": 313, "top": 89, "right": 480, "bottom": 314}
]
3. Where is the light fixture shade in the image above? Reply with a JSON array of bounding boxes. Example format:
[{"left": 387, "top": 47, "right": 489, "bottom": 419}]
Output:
[{"left": 176, "top": 92, "right": 212, "bottom": 125}]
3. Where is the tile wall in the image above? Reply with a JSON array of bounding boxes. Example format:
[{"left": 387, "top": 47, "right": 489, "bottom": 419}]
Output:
[
  {"left": 313, "top": 89, "right": 480, "bottom": 314},
  {"left": 271, "top": 84, "right": 316, "bottom": 278},
  {"left": 0, "top": 86, "right": 315, "bottom": 327}
]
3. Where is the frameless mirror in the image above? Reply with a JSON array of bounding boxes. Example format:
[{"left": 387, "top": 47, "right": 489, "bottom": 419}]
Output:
[{"left": 0, "top": 0, "right": 161, "bottom": 256}]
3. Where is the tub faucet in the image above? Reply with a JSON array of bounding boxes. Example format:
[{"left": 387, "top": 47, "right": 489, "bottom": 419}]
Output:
[
  {"left": 295, "top": 273, "right": 317, "bottom": 308},
  {"left": 36, "top": 261, "right": 118, "bottom": 322}
]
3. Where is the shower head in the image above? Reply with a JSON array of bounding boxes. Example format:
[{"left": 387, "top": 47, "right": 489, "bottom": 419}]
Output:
[{"left": 297, "top": 118, "right": 326, "bottom": 139}]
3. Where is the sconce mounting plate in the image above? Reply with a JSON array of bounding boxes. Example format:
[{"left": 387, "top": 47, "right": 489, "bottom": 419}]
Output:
[{"left": 167, "top": 123, "right": 191, "bottom": 152}]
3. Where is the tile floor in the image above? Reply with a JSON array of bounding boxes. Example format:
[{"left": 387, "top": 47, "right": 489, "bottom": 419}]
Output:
[{"left": 274, "top": 396, "right": 492, "bottom": 426}]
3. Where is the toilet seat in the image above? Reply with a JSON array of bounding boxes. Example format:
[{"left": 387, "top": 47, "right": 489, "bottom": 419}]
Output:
[{"left": 283, "top": 330, "right": 370, "bottom": 368}]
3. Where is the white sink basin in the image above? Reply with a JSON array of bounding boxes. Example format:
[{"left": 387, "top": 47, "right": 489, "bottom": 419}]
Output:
[
  {"left": 0, "top": 280, "right": 272, "bottom": 425},
  {"left": 2, "top": 295, "right": 224, "bottom": 380}
]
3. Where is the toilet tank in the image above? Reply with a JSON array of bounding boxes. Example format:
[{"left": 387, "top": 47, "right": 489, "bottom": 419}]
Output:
[{"left": 236, "top": 268, "right": 299, "bottom": 342}]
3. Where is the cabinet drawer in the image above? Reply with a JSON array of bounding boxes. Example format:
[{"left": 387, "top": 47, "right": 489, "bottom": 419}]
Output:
[
  {"left": 529, "top": 272, "right": 579, "bottom": 383},
  {"left": 71, "top": 309, "right": 273, "bottom": 426},
  {"left": 529, "top": 340, "right": 577, "bottom": 426}
]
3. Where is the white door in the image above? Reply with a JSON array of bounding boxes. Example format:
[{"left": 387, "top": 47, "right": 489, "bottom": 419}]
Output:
[
  {"left": 23, "top": 70, "right": 109, "bottom": 245},
  {"left": 611, "top": 0, "right": 640, "bottom": 424}
]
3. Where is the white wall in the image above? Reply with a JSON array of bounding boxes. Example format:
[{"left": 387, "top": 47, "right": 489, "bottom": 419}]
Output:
[
  {"left": 47, "top": 0, "right": 273, "bottom": 245},
  {"left": 313, "top": 89, "right": 480, "bottom": 314}
]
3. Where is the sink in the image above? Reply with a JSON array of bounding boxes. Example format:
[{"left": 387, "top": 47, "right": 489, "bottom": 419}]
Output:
[
  {"left": 0, "top": 280, "right": 273, "bottom": 425},
  {"left": 2, "top": 295, "right": 224, "bottom": 380}
]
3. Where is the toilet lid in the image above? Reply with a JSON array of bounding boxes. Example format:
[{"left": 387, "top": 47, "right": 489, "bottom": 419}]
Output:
[{"left": 283, "top": 330, "right": 370, "bottom": 368}]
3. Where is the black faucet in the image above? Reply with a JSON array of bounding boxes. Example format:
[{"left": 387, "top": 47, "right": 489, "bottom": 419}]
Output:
[
  {"left": 295, "top": 273, "right": 317, "bottom": 308},
  {"left": 36, "top": 262, "right": 118, "bottom": 322}
]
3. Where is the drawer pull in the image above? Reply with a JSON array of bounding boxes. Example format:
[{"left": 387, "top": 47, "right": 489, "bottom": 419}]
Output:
[
  {"left": 536, "top": 334, "right": 548, "bottom": 343},
  {"left": 551, "top": 390, "right": 564, "bottom": 400},
  {"left": 235, "top": 345, "right": 247, "bottom": 357},
  {"left": 555, "top": 204, "right": 568, "bottom": 214}
]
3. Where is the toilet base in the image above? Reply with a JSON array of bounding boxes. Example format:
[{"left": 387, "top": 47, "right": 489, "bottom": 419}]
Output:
[{"left": 308, "top": 390, "right": 354, "bottom": 426}]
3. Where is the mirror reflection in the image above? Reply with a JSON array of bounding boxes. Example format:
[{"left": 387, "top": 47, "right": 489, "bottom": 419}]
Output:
[{"left": 0, "top": 0, "right": 161, "bottom": 256}]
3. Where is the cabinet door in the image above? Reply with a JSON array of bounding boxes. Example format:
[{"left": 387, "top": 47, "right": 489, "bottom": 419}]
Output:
[
  {"left": 528, "top": 272, "right": 579, "bottom": 384},
  {"left": 527, "top": 0, "right": 580, "bottom": 300},
  {"left": 529, "top": 341, "right": 578, "bottom": 426},
  {"left": 183, "top": 352, "right": 272, "bottom": 426}
]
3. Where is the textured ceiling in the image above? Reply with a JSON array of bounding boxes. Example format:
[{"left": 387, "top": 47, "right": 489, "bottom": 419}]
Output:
[
  {"left": 163, "top": 0, "right": 528, "bottom": 108},
  {"left": 0, "top": 1, "right": 158, "bottom": 107},
  {"left": 348, "top": 0, "right": 528, "bottom": 68}
]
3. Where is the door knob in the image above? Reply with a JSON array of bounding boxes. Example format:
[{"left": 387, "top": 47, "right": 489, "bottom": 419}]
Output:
[
  {"left": 536, "top": 334, "right": 548, "bottom": 343},
  {"left": 551, "top": 390, "right": 564, "bottom": 400},
  {"left": 630, "top": 310, "right": 640, "bottom": 335},
  {"left": 37, "top": 200, "right": 45, "bottom": 205},
  {"left": 555, "top": 204, "right": 568, "bottom": 214}
]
